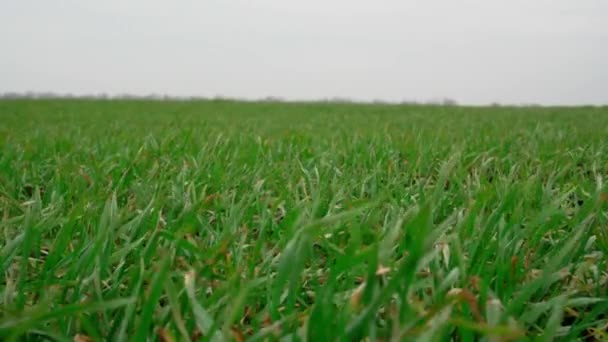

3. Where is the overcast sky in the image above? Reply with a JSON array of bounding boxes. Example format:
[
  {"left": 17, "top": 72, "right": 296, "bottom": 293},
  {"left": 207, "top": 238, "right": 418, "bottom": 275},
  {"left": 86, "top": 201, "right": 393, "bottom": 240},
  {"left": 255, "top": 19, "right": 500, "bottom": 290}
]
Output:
[{"left": 1, "top": 1, "right": 607, "bottom": 105}]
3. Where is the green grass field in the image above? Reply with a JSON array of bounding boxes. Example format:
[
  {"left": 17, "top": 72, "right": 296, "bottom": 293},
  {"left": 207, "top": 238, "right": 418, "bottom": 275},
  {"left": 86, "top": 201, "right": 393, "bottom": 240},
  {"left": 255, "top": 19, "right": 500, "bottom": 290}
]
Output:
[{"left": 1, "top": 99, "right": 607, "bottom": 341}]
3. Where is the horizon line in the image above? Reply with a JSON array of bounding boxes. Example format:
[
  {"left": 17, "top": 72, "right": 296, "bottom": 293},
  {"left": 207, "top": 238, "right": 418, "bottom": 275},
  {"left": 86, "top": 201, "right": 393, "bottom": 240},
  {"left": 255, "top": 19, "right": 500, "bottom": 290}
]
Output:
[{"left": 0, "top": 91, "right": 606, "bottom": 108}]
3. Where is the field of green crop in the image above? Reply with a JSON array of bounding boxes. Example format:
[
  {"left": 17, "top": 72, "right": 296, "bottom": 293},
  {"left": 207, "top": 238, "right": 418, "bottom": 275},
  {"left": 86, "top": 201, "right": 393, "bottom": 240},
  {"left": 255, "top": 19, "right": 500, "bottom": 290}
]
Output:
[{"left": 1, "top": 99, "right": 607, "bottom": 341}]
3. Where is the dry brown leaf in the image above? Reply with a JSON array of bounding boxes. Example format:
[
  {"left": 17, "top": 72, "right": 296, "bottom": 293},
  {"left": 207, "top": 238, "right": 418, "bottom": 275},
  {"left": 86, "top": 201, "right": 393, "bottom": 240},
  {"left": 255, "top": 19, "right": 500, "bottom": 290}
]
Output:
[
  {"left": 460, "top": 289, "right": 484, "bottom": 323},
  {"left": 510, "top": 255, "right": 519, "bottom": 277},
  {"left": 184, "top": 270, "right": 195, "bottom": 288},
  {"left": 350, "top": 282, "right": 366, "bottom": 309},
  {"left": 447, "top": 288, "right": 463, "bottom": 298},
  {"left": 79, "top": 168, "right": 93, "bottom": 186},
  {"left": 376, "top": 265, "right": 391, "bottom": 276},
  {"left": 231, "top": 327, "right": 245, "bottom": 342},
  {"left": 73, "top": 334, "right": 94, "bottom": 342},
  {"left": 191, "top": 329, "right": 203, "bottom": 341},
  {"left": 240, "top": 306, "right": 253, "bottom": 325},
  {"left": 526, "top": 269, "right": 542, "bottom": 282},
  {"left": 469, "top": 276, "right": 481, "bottom": 291},
  {"left": 565, "top": 307, "right": 579, "bottom": 318},
  {"left": 157, "top": 328, "right": 175, "bottom": 342},
  {"left": 447, "top": 288, "right": 484, "bottom": 322},
  {"left": 204, "top": 193, "right": 218, "bottom": 205},
  {"left": 262, "top": 313, "right": 273, "bottom": 328}
]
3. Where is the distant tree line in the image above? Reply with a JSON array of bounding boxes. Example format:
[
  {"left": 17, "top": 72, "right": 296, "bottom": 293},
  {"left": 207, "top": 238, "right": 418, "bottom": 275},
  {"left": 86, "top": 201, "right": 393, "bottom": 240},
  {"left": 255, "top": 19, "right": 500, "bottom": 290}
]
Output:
[
  {"left": 0, "top": 92, "right": 197, "bottom": 100},
  {"left": 0, "top": 91, "right": 461, "bottom": 106}
]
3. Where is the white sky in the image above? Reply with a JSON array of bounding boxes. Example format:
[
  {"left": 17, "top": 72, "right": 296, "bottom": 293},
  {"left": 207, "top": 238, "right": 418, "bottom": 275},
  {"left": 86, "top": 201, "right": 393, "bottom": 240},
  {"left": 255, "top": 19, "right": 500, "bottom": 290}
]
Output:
[{"left": 1, "top": 0, "right": 607, "bottom": 105}]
